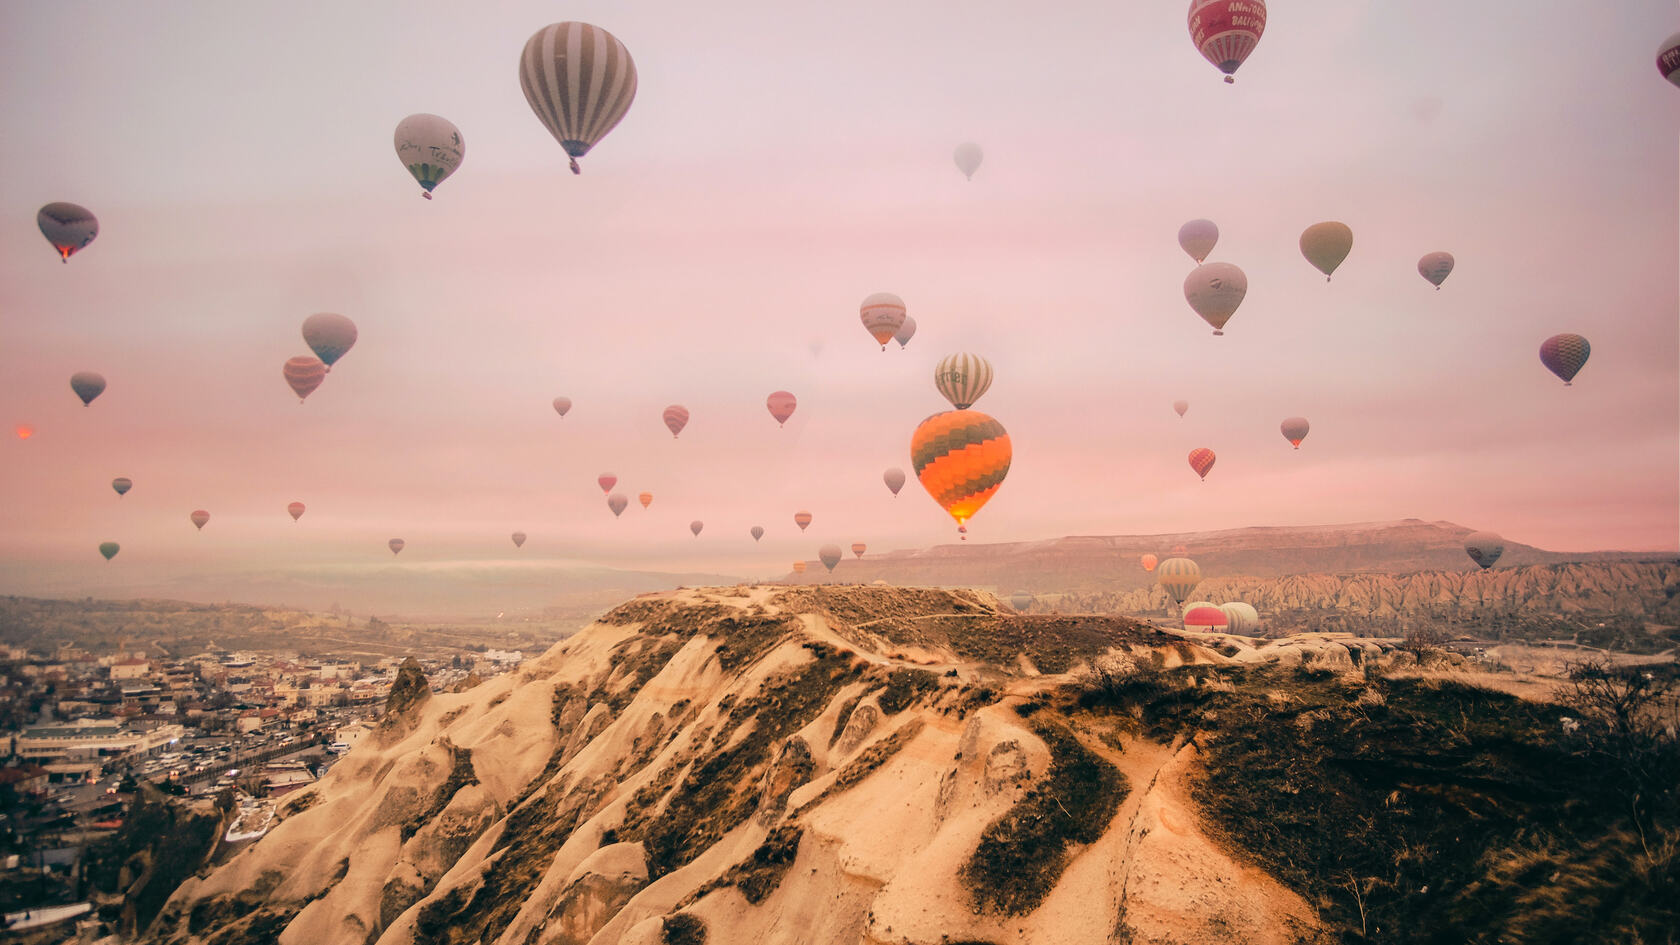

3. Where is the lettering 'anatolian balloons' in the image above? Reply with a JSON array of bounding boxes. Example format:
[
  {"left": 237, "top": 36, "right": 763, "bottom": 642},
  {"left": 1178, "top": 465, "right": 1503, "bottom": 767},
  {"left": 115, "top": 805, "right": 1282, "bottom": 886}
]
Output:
[
  {"left": 1157, "top": 557, "right": 1202, "bottom": 605},
  {"left": 894, "top": 316, "right": 917, "bottom": 349},
  {"left": 597, "top": 474, "right": 617, "bottom": 494},
  {"left": 851, "top": 543, "right": 867, "bottom": 559},
  {"left": 1659, "top": 33, "right": 1680, "bottom": 87},
  {"left": 552, "top": 396, "right": 572, "bottom": 418},
  {"left": 71, "top": 372, "right": 106, "bottom": 406},
  {"left": 1141, "top": 553, "right": 1158, "bottom": 572},
  {"left": 690, "top": 520, "right": 704, "bottom": 537},
  {"left": 794, "top": 511, "right": 813, "bottom": 531},
  {"left": 792, "top": 560, "right": 807, "bottom": 574},
  {"left": 389, "top": 539, "right": 405, "bottom": 555},
  {"left": 1464, "top": 531, "right": 1505, "bottom": 570},
  {"left": 860, "top": 293, "right": 907, "bottom": 350},
  {"left": 1172, "top": 399, "right": 1189, "bottom": 418},
  {"left": 99, "top": 542, "right": 120, "bottom": 561},
  {"left": 750, "top": 526, "right": 765, "bottom": 541},
  {"left": 1010, "top": 590, "right": 1034, "bottom": 611},
  {"left": 1184, "top": 605, "right": 1229, "bottom": 632},
  {"left": 953, "top": 142, "right": 983, "bottom": 180},
  {"left": 934, "top": 353, "right": 994, "bottom": 410},
  {"left": 1219, "top": 602, "right": 1261, "bottom": 635},
  {"left": 393, "top": 114, "right": 464, "bottom": 199},
  {"left": 283, "top": 356, "right": 327, "bottom": 403},
  {"left": 1540, "top": 334, "right": 1590, "bottom": 386},
  {"left": 818, "top": 544, "right": 842, "bottom": 573},
  {"left": 302, "top": 313, "right": 358, "bottom": 370},
  {"left": 1300, "top": 222, "right": 1354, "bottom": 281},
  {"left": 1184, "top": 262, "right": 1247, "bottom": 335},
  {"left": 767, "top": 391, "right": 797, "bottom": 426},
  {"left": 883, "top": 468, "right": 906, "bottom": 497},
  {"left": 608, "top": 494, "right": 629, "bottom": 517},
  {"left": 38, "top": 202, "right": 98, "bottom": 262},
  {"left": 191, "top": 510, "right": 210, "bottom": 530},
  {"left": 288, "top": 502, "right": 305, "bottom": 521},
  {"left": 112, "top": 478, "right": 132, "bottom": 497},
  {"left": 662, "top": 405, "right": 689, "bottom": 438},
  {"left": 1188, "top": 447, "right": 1216, "bottom": 480},
  {"left": 518, "top": 22, "right": 638, "bottom": 174},
  {"left": 512, "top": 532, "right": 527, "bottom": 548},
  {"left": 1188, "top": 0, "right": 1267, "bottom": 83},
  {"left": 1418, "top": 252, "right": 1454, "bottom": 289},
  {"left": 638, "top": 492, "right": 653, "bottom": 509},
  {"left": 1177, "top": 219, "right": 1218, "bottom": 263},
  {"left": 1280, "top": 417, "right": 1310, "bottom": 449},
  {"left": 911, "top": 409, "right": 1012, "bottom": 537}
]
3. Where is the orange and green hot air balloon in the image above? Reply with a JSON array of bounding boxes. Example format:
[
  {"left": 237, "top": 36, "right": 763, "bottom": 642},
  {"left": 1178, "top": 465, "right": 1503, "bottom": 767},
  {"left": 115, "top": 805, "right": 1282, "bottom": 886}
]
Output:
[{"left": 910, "top": 409, "right": 1011, "bottom": 539}]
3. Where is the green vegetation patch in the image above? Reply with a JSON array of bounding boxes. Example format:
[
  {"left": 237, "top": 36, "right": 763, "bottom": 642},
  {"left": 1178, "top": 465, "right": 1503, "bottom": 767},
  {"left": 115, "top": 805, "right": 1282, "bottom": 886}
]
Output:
[{"left": 959, "top": 719, "right": 1129, "bottom": 914}]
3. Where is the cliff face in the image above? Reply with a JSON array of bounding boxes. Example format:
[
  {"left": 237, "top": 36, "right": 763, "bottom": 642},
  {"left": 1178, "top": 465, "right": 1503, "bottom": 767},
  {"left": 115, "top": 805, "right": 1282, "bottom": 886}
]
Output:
[{"left": 141, "top": 586, "right": 1326, "bottom": 945}]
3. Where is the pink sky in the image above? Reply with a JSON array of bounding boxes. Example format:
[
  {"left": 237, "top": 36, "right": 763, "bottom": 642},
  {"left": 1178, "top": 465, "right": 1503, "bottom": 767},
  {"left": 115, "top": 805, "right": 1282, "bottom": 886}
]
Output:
[{"left": 2, "top": 1, "right": 1676, "bottom": 604}]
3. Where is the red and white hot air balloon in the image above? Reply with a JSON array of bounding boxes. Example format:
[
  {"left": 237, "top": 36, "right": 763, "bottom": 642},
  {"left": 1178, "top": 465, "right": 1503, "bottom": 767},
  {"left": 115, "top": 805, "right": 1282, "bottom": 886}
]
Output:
[
  {"left": 283, "top": 356, "right": 327, "bottom": 403},
  {"left": 794, "top": 511, "right": 813, "bottom": 531},
  {"left": 663, "top": 405, "right": 690, "bottom": 438},
  {"left": 1188, "top": 0, "right": 1267, "bottom": 84},
  {"left": 1188, "top": 447, "right": 1217, "bottom": 480}
]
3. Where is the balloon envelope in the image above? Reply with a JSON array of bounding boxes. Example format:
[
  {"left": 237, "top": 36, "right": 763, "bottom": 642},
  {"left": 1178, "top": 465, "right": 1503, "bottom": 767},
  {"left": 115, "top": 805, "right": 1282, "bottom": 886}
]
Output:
[
  {"left": 393, "top": 113, "right": 464, "bottom": 197},
  {"left": 598, "top": 474, "right": 617, "bottom": 494},
  {"left": 1660, "top": 32, "right": 1680, "bottom": 87},
  {"left": 894, "top": 316, "right": 917, "bottom": 349},
  {"left": 1300, "top": 222, "right": 1354, "bottom": 281},
  {"left": 1540, "top": 334, "right": 1590, "bottom": 385},
  {"left": 794, "top": 511, "right": 812, "bottom": 531},
  {"left": 283, "top": 356, "right": 327, "bottom": 402},
  {"left": 911, "top": 409, "right": 1011, "bottom": 532},
  {"left": 792, "top": 560, "right": 807, "bottom": 574},
  {"left": 766, "top": 391, "right": 797, "bottom": 426},
  {"left": 690, "top": 520, "right": 703, "bottom": 536},
  {"left": 934, "top": 353, "right": 994, "bottom": 410},
  {"left": 1157, "top": 557, "right": 1202, "bottom": 605},
  {"left": 1184, "top": 605, "right": 1229, "bottom": 631},
  {"left": 1280, "top": 417, "right": 1310, "bottom": 449},
  {"left": 512, "top": 531, "right": 526, "bottom": 548},
  {"left": 389, "top": 539, "right": 405, "bottom": 555},
  {"left": 288, "top": 502, "right": 305, "bottom": 521},
  {"left": 883, "top": 468, "right": 906, "bottom": 496},
  {"left": 1464, "top": 531, "right": 1505, "bottom": 570},
  {"left": 518, "top": 22, "right": 638, "bottom": 174},
  {"left": 953, "top": 142, "right": 983, "bottom": 180},
  {"left": 662, "top": 405, "right": 689, "bottom": 438},
  {"left": 302, "top": 313, "right": 358, "bottom": 369},
  {"left": 750, "top": 526, "right": 764, "bottom": 541},
  {"left": 191, "top": 510, "right": 210, "bottom": 530},
  {"left": 851, "top": 542, "right": 867, "bottom": 558},
  {"left": 98, "top": 542, "right": 119, "bottom": 561},
  {"left": 1188, "top": 447, "right": 1216, "bottom": 480},
  {"left": 1172, "top": 399, "right": 1189, "bottom": 418},
  {"left": 38, "top": 202, "right": 98, "bottom": 262},
  {"left": 1177, "top": 219, "right": 1218, "bottom": 263},
  {"left": 1141, "top": 553, "right": 1158, "bottom": 572},
  {"left": 860, "top": 293, "right": 907, "bottom": 350},
  {"left": 112, "top": 477, "right": 132, "bottom": 496},
  {"left": 818, "top": 544, "right": 842, "bottom": 572},
  {"left": 638, "top": 491, "right": 653, "bottom": 509},
  {"left": 70, "top": 372, "right": 106, "bottom": 406},
  {"left": 1418, "top": 252, "right": 1454, "bottom": 288},
  {"left": 1010, "top": 590, "right": 1034, "bottom": 611},
  {"left": 1188, "top": 0, "right": 1267, "bottom": 82},
  {"left": 608, "top": 494, "right": 629, "bottom": 517},
  {"left": 552, "top": 396, "right": 572, "bottom": 418},
  {"left": 1183, "top": 262, "right": 1247, "bottom": 334},
  {"left": 1219, "top": 602, "right": 1261, "bottom": 635}
]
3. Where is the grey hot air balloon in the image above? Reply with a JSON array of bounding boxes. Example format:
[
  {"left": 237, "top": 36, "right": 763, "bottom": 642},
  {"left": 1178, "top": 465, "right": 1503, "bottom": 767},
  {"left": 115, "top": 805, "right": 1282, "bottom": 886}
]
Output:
[
  {"left": 389, "top": 538, "right": 406, "bottom": 555},
  {"left": 71, "top": 372, "right": 106, "bottom": 406},
  {"left": 690, "top": 520, "right": 704, "bottom": 537},
  {"left": 1300, "top": 222, "right": 1354, "bottom": 281},
  {"left": 1183, "top": 262, "right": 1247, "bottom": 335},
  {"left": 393, "top": 113, "right": 464, "bottom": 199},
  {"left": 953, "top": 142, "right": 983, "bottom": 180},
  {"left": 1010, "top": 590, "right": 1034, "bottom": 611},
  {"left": 1418, "top": 252, "right": 1454, "bottom": 289},
  {"left": 934, "top": 353, "right": 994, "bottom": 410},
  {"left": 190, "top": 510, "right": 210, "bottom": 530},
  {"left": 552, "top": 396, "right": 572, "bottom": 418},
  {"left": 1463, "top": 531, "right": 1504, "bottom": 570},
  {"left": 750, "top": 525, "right": 765, "bottom": 541},
  {"left": 38, "top": 202, "right": 98, "bottom": 262},
  {"left": 1173, "top": 399, "right": 1189, "bottom": 418},
  {"left": 99, "top": 541, "right": 120, "bottom": 561},
  {"left": 1280, "top": 417, "right": 1310, "bottom": 449},
  {"left": 1177, "top": 219, "right": 1218, "bottom": 263},
  {"left": 608, "top": 494, "right": 629, "bottom": 517},
  {"left": 818, "top": 544, "right": 843, "bottom": 573},
  {"left": 883, "top": 468, "right": 906, "bottom": 497},
  {"left": 894, "top": 316, "right": 917, "bottom": 349},
  {"left": 112, "top": 477, "right": 133, "bottom": 497},
  {"left": 511, "top": 531, "right": 527, "bottom": 548},
  {"left": 302, "top": 313, "right": 358, "bottom": 370},
  {"left": 519, "top": 22, "right": 638, "bottom": 174}
]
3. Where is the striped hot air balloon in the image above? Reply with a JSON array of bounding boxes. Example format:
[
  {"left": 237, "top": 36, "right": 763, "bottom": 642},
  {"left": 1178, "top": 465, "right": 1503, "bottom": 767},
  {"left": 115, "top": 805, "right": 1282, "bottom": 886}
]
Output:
[
  {"left": 934, "top": 353, "right": 994, "bottom": 410},
  {"left": 750, "top": 525, "right": 764, "bottom": 541},
  {"left": 663, "top": 405, "right": 690, "bottom": 438},
  {"left": 860, "top": 293, "right": 906, "bottom": 350},
  {"left": 1188, "top": 447, "right": 1217, "bottom": 480},
  {"left": 851, "top": 542, "right": 867, "bottom": 559},
  {"left": 1280, "top": 417, "right": 1310, "bottom": 449},
  {"left": 1418, "top": 252, "right": 1454, "bottom": 289},
  {"left": 191, "top": 510, "right": 210, "bottom": 530},
  {"left": 38, "top": 202, "right": 98, "bottom": 262},
  {"left": 792, "top": 560, "right": 807, "bottom": 574},
  {"left": 767, "top": 391, "right": 797, "bottom": 426},
  {"left": 910, "top": 409, "right": 1012, "bottom": 538},
  {"left": 518, "top": 22, "right": 638, "bottom": 174},
  {"left": 1219, "top": 602, "right": 1260, "bottom": 635},
  {"left": 794, "top": 511, "right": 813, "bottom": 531},
  {"left": 112, "top": 477, "right": 132, "bottom": 497},
  {"left": 638, "top": 491, "right": 653, "bottom": 509},
  {"left": 1539, "top": 334, "right": 1590, "bottom": 386},
  {"left": 1188, "top": 0, "right": 1267, "bottom": 84},
  {"left": 1157, "top": 557, "right": 1202, "bottom": 606},
  {"left": 283, "top": 356, "right": 327, "bottom": 403}
]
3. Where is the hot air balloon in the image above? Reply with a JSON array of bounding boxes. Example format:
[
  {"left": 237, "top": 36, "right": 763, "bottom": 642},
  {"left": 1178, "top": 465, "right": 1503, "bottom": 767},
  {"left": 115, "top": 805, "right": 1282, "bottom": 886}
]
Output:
[
  {"left": 393, "top": 113, "right": 464, "bottom": 199},
  {"left": 512, "top": 531, "right": 527, "bottom": 548},
  {"left": 38, "top": 202, "right": 98, "bottom": 262},
  {"left": 750, "top": 525, "right": 765, "bottom": 541},
  {"left": 389, "top": 539, "right": 405, "bottom": 555},
  {"left": 598, "top": 474, "right": 618, "bottom": 494},
  {"left": 552, "top": 396, "right": 572, "bottom": 418},
  {"left": 851, "top": 542, "right": 867, "bottom": 559},
  {"left": 1172, "top": 400, "right": 1189, "bottom": 418},
  {"left": 1300, "top": 222, "right": 1353, "bottom": 281},
  {"left": 792, "top": 560, "right": 807, "bottom": 574},
  {"left": 860, "top": 293, "right": 907, "bottom": 350},
  {"left": 302, "top": 313, "right": 358, "bottom": 370},
  {"left": 663, "top": 405, "right": 690, "bottom": 438},
  {"left": 1157, "top": 557, "right": 1202, "bottom": 606},
  {"left": 1659, "top": 32, "right": 1680, "bottom": 87},
  {"left": 1280, "top": 417, "right": 1309, "bottom": 449},
  {"left": 70, "top": 372, "right": 106, "bottom": 406},
  {"left": 1184, "top": 262, "right": 1247, "bottom": 335},
  {"left": 1010, "top": 590, "right": 1034, "bottom": 611},
  {"left": 1171, "top": 544, "right": 1189, "bottom": 556},
  {"left": 934, "top": 353, "right": 994, "bottom": 410},
  {"left": 767, "top": 391, "right": 797, "bottom": 427},
  {"left": 1188, "top": 448, "right": 1216, "bottom": 480},
  {"left": 794, "top": 511, "right": 812, "bottom": 531},
  {"left": 1219, "top": 602, "right": 1260, "bottom": 635},
  {"left": 191, "top": 510, "right": 210, "bottom": 530},
  {"left": 1540, "top": 334, "right": 1590, "bottom": 386},
  {"left": 1188, "top": 0, "right": 1267, "bottom": 83},
  {"left": 1184, "top": 605, "right": 1229, "bottom": 632},
  {"left": 690, "top": 520, "right": 704, "bottom": 537},
  {"left": 283, "top": 356, "right": 327, "bottom": 402},
  {"left": 1178, "top": 219, "right": 1218, "bottom": 263},
  {"left": 953, "top": 142, "right": 983, "bottom": 180},
  {"left": 112, "top": 477, "right": 132, "bottom": 497},
  {"left": 1463, "top": 531, "right": 1504, "bottom": 570},
  {"left": 99, "top": 542, "right": 120, "bottom": 561},
  {"left": 15, "top": 425, "right": 33, "bottom": 440},
  {"left": 911, "top": 409, "right": 1011, "bottom": 537},
  {"left": 638, "top": 491, "right": 653, "bottom": 509},
  {"left": 518, "top": 22, "right": 638, "bottom": 174},
  {"left": 1141, "top": 553, "right": 1158, "bottom": 572},
  {"left": 818, "top": 544, "right": 842, "bottom": 573},
  {"left": 1418, "top": 252, "right": 1454, "bottom": 289},
  {"left": 883, "top": 468, "right": 906, "bottom": 497},
  {"left": 894, "top": 316, "right": 917, "bottom": 349},
  {"left": 288, "top": 502, "right": 306, "bottom": 521},
  {"left": 608, "top": 494, "right": 629, "bottom": 517}
]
